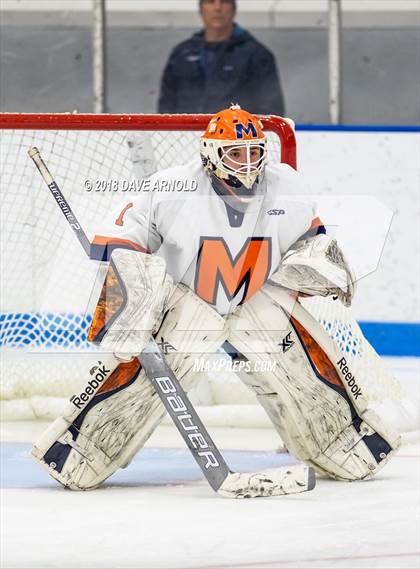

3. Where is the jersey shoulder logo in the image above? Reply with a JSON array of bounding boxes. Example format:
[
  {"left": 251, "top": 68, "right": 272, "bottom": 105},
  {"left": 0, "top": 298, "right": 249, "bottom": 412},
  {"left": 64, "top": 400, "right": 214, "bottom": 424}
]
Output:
[
  {"left": 115, "top": 202, "right": 133, "bottom": 226},
  {"left": 267, "top": 208, "right": 286, "bottom": 216}
]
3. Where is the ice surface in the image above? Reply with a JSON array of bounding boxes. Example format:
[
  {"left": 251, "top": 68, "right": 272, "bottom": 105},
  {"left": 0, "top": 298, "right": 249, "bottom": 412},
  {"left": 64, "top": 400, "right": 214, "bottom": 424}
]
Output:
[
  {"left": 1, "top": 357, "right": 419, "bottom": 569},
  {"left": 2, "top": 444, "right": 419, "bottom": 569}
]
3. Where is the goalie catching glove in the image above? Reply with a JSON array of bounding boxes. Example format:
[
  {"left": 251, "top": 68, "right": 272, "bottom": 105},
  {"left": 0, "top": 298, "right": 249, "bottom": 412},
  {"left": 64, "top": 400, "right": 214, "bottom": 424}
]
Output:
[{"left": 269, "top": 234, "right": 356, "bottom": 306}]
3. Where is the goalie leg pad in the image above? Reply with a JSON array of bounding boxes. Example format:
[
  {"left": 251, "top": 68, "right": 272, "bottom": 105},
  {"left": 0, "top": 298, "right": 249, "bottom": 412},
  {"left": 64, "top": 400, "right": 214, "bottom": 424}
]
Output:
[
  {"left": 228, "top": 289, "right": 400, "bottom": 481},
  {"left": 32, "top": 285, "right": 227, "bottom": 490},
  {"left": 31, "top": 354, "right": 162, "bottom": 490}
]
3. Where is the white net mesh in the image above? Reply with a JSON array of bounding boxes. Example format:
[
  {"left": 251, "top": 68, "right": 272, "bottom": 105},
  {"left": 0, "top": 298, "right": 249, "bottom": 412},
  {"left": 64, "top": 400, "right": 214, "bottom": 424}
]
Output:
[
  {"left": 0, "top": 116, "right": 414, "bottom": 432},
  {"left": 0, "top": 123, "right": 283, "bottom": 418}
]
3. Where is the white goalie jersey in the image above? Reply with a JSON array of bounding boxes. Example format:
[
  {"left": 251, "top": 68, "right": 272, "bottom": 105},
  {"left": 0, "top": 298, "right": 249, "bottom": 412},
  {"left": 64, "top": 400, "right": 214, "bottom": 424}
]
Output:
[{"left": 91, "top": 159, "right": 324, "bottom": 315}]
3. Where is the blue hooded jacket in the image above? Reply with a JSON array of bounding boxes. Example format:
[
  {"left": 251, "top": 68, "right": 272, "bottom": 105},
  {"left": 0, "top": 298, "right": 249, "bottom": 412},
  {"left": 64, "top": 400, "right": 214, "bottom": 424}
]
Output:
[{"left": 158, "top": 24, "right": 285, "bottom": 116}]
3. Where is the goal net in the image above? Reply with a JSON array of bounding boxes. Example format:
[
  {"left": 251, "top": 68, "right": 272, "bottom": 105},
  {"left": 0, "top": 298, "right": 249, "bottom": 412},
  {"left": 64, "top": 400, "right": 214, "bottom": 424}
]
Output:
[{"left": 0, "top": 113, "right": 415, "bottom": 434}]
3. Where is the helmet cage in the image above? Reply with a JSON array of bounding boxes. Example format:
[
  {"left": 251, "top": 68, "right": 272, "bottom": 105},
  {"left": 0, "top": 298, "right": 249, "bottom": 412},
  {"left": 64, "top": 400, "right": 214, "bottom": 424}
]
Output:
[{"left": 200, "top": 137, "right": 267, "bottom": 191}]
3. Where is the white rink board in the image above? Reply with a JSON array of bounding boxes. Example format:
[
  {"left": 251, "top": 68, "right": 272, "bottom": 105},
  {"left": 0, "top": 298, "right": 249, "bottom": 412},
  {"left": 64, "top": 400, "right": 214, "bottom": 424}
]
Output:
[{"left": 296, "top": 130, "right": 419, "bottom": 323}]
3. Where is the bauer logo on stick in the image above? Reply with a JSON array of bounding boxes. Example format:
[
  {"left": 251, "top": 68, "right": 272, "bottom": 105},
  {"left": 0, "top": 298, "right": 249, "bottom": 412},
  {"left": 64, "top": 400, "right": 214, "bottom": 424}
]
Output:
[{"left": 155, "top": 375, "right": 220, "bottom": 470}]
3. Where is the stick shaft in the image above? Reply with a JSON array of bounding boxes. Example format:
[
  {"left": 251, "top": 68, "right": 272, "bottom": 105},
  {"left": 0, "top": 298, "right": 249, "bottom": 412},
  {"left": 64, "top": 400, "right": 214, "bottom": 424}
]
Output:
[{"left": 29, "top": 147, "right": 91, "bottom": 256}]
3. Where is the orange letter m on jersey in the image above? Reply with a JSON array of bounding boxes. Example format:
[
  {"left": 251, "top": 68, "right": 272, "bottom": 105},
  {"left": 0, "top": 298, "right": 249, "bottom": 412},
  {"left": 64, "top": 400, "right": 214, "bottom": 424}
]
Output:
[{"left": 195, "top": 237, "right": 271, "bottom": 306}]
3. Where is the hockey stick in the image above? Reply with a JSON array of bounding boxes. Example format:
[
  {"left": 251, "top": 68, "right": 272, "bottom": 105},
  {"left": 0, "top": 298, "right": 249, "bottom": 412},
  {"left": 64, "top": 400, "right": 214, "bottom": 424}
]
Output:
[{"left": 28, "top": 146, "right": 315, "bottom": 498}]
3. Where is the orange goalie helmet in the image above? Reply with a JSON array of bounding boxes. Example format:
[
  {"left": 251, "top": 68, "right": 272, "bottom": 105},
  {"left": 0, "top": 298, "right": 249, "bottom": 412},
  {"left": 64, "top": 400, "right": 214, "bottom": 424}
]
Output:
[{"left": 200, "top": 105, "right": 267, "bottom": 203}]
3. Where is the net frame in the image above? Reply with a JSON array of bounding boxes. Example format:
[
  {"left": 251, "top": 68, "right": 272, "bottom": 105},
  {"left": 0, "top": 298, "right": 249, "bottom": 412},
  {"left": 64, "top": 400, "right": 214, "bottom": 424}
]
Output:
[
  {"left": 0, "top": 112, "right": 294, "bottom": 419},
  {"left": 0, "top": 112, "right": 296, "bottom": 165},
  {"left": 0, "top": 113, "right": 415, "bottom": 433}
]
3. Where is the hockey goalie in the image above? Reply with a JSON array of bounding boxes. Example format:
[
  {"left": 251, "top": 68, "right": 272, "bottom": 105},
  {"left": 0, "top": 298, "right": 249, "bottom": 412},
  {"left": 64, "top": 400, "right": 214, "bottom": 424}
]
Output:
[{"left": 32, "top": 105, "right": 400, "bottom": 493}]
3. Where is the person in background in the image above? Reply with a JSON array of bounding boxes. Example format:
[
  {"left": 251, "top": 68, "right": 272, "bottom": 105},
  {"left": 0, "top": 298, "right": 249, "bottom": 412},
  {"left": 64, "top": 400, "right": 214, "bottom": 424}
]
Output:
[{"left": 158, "top": 0, "right": 285, "bottom": 116}]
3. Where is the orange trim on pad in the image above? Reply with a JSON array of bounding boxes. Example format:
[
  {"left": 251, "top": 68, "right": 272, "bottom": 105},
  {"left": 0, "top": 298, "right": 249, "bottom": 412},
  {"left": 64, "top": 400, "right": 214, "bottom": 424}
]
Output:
[
  {"left": 291, "top": 316, "right": 344, "bottom": 389},
  {"left": 97, "top": 358, "right": 142, "bottom": 396}
]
